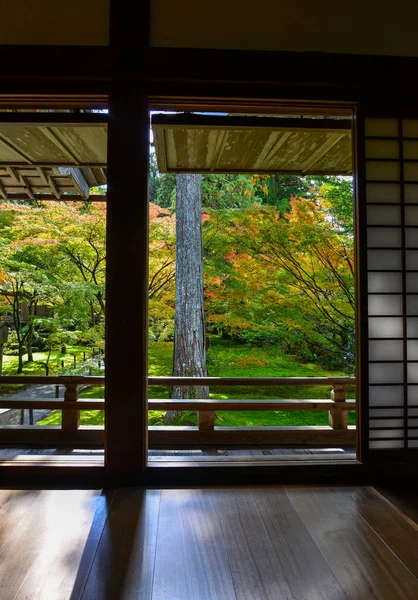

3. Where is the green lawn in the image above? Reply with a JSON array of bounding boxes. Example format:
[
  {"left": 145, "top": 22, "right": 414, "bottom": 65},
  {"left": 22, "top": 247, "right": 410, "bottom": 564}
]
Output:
[
  {"left": 2, "top": 345, "right": 98, "bottom": 377},
  {"left": 38, "top": 338, "right": 356, "bottom": 427},
  {"left": 0, "top": 345, "right": 101, "bottom": 396}
]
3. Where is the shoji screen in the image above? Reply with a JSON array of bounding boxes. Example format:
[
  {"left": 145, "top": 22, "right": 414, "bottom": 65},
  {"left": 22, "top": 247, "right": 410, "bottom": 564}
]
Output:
[{"left": 363, "top": 117, "right": 418, "bottom": 457}]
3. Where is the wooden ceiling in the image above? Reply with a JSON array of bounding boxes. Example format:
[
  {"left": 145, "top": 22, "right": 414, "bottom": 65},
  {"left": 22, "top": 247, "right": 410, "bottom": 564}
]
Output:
[{"left": 152, "top": 113, "right": 353, "bottom": 175}]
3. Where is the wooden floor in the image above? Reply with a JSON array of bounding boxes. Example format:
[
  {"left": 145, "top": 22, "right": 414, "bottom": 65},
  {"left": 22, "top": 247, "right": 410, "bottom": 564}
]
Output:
[{"left": 1, "top": 485, "right": 417, "bottom": 599}]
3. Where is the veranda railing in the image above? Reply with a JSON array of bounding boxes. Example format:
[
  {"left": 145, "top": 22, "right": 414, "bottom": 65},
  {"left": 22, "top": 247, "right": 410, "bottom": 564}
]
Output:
[{"left": 0, "top": 375, "right": 356, "bottom": 448}]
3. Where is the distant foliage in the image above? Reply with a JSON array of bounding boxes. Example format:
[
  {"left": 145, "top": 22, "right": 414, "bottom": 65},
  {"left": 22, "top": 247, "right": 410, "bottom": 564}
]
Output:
[
  {"left": 0, "top": 174, "right": 354, "bottom": 373},
  {"left": 203, "top": 192, "right": 355, "bottom": 372}
]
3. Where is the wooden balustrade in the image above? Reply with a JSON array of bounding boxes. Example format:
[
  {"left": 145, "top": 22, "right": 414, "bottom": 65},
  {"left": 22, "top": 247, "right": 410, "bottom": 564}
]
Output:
[{"left": 0, "top": 375, "right": 356, "bottom": 448}]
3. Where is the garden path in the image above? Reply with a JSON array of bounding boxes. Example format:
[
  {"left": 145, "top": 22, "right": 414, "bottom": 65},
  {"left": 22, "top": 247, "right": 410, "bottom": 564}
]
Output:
[{"left": 0, "top": 383, "right": 64, "bottom": 425}]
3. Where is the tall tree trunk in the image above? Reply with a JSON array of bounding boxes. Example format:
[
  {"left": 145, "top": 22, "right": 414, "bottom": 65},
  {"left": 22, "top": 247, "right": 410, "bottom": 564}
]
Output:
[
  {"left": 17, "top": 346, "right": 23, "bottom": 374},
  {"left": 0, "top": 323, "right": 8, "bottom": 376},
  {"left": 26, "top": 339, "right": 33, "bottom": 362},
  {"left": 166, "top": 174, "right": 208, "bottom": 422},
  {"left": 26, "top": 304, "right": 35, "bottom": 362},
  {"left": 11, "top": 292, "right": 24, "bottom": 374}
]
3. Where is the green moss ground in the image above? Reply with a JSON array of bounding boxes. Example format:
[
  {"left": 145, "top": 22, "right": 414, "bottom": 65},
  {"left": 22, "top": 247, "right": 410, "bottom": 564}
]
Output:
[
  {"left": 2, "top": 345, "right": 97, "bottom": 377},
  {"left": 38, "top": 339, "right": 355, "bottom": 427}
]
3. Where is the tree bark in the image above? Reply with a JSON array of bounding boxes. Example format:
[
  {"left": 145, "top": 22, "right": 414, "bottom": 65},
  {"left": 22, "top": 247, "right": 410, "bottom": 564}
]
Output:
[
  {"left": 17, "top": 346, "right": 23, "bottom": 374},
  {"left": 11, "top": 292, "right": 25, "bottom": 374},
  {"left": 0, "top": 323, "right": 8, "bottom": 376},
  {"left": 26, "top": 303, "right": 35, "bottom": 362},
  {"left": 166, "top": 174, "right": 208, "bottom": 422}
]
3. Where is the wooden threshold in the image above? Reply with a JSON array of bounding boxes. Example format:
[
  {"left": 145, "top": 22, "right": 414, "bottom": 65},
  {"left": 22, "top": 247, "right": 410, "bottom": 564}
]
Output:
[
  {"left": 0, "top": 454, "right": 104, "bottom": 468},
  {"left": 1, "top": 460, "right": 418, "bottom": 487},
  {"left": 148, "top": 453, "right": 357, "bottom": 463},
  {"left": 149, "top": 425, "right": 357, "bottom": 447}
]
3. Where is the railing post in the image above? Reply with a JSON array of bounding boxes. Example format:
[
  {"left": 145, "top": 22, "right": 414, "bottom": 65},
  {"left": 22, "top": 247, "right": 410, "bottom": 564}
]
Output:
[
  {"left": 62, "top": 382, "right": 80, "bottom": 431},
  {"left": 329, "top": 384, "right": 348, "bottom": 429},
  {"left": 198, "top": 410, "right": 215, "bottom": 431}
]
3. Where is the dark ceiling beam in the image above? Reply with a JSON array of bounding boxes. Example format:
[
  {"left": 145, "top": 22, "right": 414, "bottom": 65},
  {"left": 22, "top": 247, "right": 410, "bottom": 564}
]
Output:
[
  {"left": 0, "top": 162, "right": 107, "bottom": 168},
  {"left": 0, "top": 113, "right": 108, "bottom": 125},
  {"left": 148, "top": 48, "right": 418, "bottom": 113},
  {"left": 0, "top": 45, "right": 111, "bottom": 81},
  {"left": 151, "top": 113, "right": 352, "bottom": 131},
  {"left": 0, "top": 95, "right": 108, "bottom": 110}
]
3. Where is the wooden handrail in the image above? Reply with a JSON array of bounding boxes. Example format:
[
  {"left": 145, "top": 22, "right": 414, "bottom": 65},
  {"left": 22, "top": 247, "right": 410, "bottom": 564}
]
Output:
[
  {"left": 149, "top": 376, "right": 355, "bottom": 386},
  {"left": 148, "top": 399, "right": 356, "bottom": 411},
  {"left": 0, "top": 375, "right": 355, "bottom": 386},
  {"left": 0, "top": 375, "right": 104, "bottom": 385},
  {"left": 0, "top": 398, "right": 354, "bottom": 412},
  {"left": 0, "top": 375, "right": 356, "bottom": 448},
  {"left": 0, "top": 399, "right": 105, "bottom": 410}
]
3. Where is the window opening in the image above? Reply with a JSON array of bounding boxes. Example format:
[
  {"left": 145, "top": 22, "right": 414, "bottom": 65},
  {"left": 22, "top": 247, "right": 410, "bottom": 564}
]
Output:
[
  {"left": 148, "top": 108, "right": 356, "bottom": 463},
  {"left": 0, "top": 107, "right": 107, "bottom": 463}
]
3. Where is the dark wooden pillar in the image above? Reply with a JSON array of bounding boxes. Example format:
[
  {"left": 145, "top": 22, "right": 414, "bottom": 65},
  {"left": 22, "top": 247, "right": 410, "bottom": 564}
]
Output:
[{"left": 105, "top": 0, "right": 150, "bottom": 477}]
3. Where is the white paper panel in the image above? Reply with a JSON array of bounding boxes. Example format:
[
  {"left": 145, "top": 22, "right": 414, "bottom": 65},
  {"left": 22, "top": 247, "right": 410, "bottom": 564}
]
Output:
[
  {"left": 368, "top": 228, "right": 401, "bottom": 247},
  {"left": 370, "top": 440, "right": 404, "bottom": 448},
  {"left": 406, "top": 250, "right": 418, "bottom": 270},
  {"left": 408, "top": 386, "right": 418, "bottom": 405},
  {"left": 370, "top": 419, "right": 404, "bottom": 427},
  {"left": 365, "top": 119, "right": 399, "bottom": 137},
  {"left": 409, "top": 407, "right": 418, "bottom": 415},
  {"left": 403, "top": 120, "right": 418, "bottom": 137},
  {"left": 407, "top": 364, "right": 418, "bottom": 383},
  {"left": 403, "top": 141, "right": 418, "bottom": 160},
  {"left": 368, "top": 295, "right": 403, "bottom": 315},
  {"left": 369, "top": 430, "right": 404, "bottom": 438},
  {"left": 369, "top": 317, "right": 403, "bottom": 338},
  {"left": 366, "top": 183, "right": 401, "bottom": 203},
  {"left": 405, "top": 229, "right": 418, "bottom": 247},
  {"left": 407, "top": 295, "right": 418, "bottom": 315},
  {"left": 407, "top": 317, "right": 418, "bottom": 337},
  {"left": 404, "top": 184, "right": 418, "bottom": 203},
  {"left": 405, "top": 206, "right": 418, "bottom": 225},
  {"left": 366, "top": 161, "right": 400, "bottom": 181},
  {"left": 408, "top": 418, "right": 418, "bottom": 426},
  {"left": 369, "top": 408, "right": 404, "bottom": 417},
  {"left": 404, "top": 162, "right": 418, "bottom": 181},
  {"left": 369, "top": 340, "right": 403, "bottom": 361},
  {"left": 408, "top": 440, "right": 418, "bottom": 447},
  {"left": 369, "top": 386, "right": 403, "bottom": 405},
  {"left": 370, "top": 363, "right": 403, "bottom": 383},
  {"left": 367, "top": 250, "right": 402, "bottom": 270},
  {"left": 367, "top": 205, "right": 401, "bottom": 225},
  {"left": 407, "top": 340, "right": 418, "bottom": 360},
  {"left": 365, "top": 140, "right": 399, "bottom": 159},
  {"left": 406, "top": 273, "right": 418, "bottom": 293},
  {"left": 364, "top": 118, "right": 418, "bottom": 455},
  {"left": 368, "top": 272, "right": 402, "bottom": 293}
]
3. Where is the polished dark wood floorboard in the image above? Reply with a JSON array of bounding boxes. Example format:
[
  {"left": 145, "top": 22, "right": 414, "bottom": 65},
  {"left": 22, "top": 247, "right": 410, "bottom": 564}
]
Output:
[{"left": 0, "top": 485, "right": 417, "bottom": 599}]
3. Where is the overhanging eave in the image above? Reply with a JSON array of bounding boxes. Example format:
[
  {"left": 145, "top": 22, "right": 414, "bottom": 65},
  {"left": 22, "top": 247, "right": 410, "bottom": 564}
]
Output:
[{"left": 152, "top": 113, "right": 353, "bottom": 175}]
